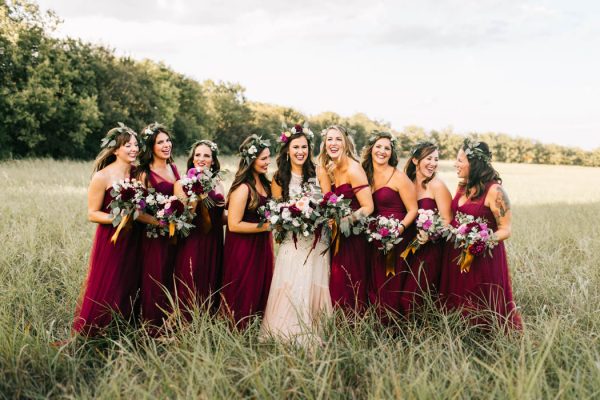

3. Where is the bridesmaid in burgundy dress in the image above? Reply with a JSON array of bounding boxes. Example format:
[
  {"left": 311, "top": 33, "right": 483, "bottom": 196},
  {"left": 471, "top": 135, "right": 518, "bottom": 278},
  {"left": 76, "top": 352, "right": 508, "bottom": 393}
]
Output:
[
  {"left": 400, "top": 141, "right": 452, "bottom": 315},
  {"left": 173, "top": 140, "right": 225, "bottom": 317},
  {"left": 220, "top": 135, "right": 273, "bottom": 328},
  {"left": 73, "top": 124, "right": 141, "bottom": 336},
  {"left": 135, "top": 123, "right": 180, "bottom": 331},
  {"left": 439, "top": 139, "right": 522, "bottom": 330},
  {"left": 317, "top": 125, "right": 374, "bottom": 313},
  {"left": 360, "top": 131, "right": 417, "bottom": 318}
]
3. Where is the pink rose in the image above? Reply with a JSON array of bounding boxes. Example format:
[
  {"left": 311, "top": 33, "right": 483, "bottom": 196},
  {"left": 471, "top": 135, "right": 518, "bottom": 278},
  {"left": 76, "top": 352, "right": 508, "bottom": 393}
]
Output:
[
  {"left": 422, "top": 220, "right": 432, "bottom": 231},
  {"left": 378, "top": 227, "right": 390, "bottom": 237}
]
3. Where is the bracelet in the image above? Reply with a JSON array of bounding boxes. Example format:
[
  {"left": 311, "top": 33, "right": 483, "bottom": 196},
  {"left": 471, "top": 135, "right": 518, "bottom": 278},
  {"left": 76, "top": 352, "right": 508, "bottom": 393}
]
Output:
[{"left": 399, "top": 222, "right": 406, "bottom": 231}]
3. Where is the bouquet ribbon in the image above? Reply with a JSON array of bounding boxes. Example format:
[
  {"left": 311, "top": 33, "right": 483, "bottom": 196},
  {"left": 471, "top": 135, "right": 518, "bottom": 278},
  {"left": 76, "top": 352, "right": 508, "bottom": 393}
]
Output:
[
  {"left": 110, "top": 214, "right": 130, "bottom": 245},
  {"left": 385, "top": 250, "right": 396, "bottom": 277},
  {"left": 198, "top": 199, "right": 212, "bottom": 234},
  {"left": 169, "top": 221, "right": 176, "bottom": 237},
  {"left": 331, "top": 220, "right": 341, "bottom": 256},
  {"left": 456, "top": 248, "right": 474, "bottom": 273},
  {"left": 400, "top": 238, "right": 420, "bottom": 261}
]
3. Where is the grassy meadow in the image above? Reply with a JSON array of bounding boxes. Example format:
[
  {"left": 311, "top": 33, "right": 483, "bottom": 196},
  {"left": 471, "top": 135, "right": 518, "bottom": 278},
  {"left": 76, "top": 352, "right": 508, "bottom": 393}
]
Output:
[{"left": 1, "top": 157, "right": 600, "bottom": 399}]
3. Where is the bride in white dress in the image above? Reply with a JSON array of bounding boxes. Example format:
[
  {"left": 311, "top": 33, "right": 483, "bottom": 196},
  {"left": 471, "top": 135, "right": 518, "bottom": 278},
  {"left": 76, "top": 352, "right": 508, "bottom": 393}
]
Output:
[{"left": 260, "top": 126, "right": 332, "bottom": 344}]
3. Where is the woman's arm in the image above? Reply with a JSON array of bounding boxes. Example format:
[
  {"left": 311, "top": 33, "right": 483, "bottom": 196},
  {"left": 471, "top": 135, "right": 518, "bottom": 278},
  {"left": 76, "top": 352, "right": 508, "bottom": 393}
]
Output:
[
  {"left": 348, "top": 162, "right": 374, "bottom": 219},
  {"left": 395, "top": 172, "right": 418, "bottom": 231},
  {"left": 271, "top": 178, "right": 283, "bottom": 201},
  {"left": 487, "top": 183, "right": 512, "bottom": 241},
  {"left": 227, "top": 184, "right": 270, "bottom": 233},
  {"left": 431, "top": 178, "right": 453, "bottom": 226},
  {"left": 87, "top": 173, "right": 113, "bottom": 224},
  {"left": 317, "top": 166, "right": 332, "bottom": 194}
]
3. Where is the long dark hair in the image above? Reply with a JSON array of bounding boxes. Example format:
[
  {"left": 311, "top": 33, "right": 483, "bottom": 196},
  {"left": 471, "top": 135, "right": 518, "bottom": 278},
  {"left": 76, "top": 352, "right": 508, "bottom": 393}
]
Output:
[
  {"left": 274, "top": 133, "right": 316, "bottom": 201},
  {"left": 135, "top": 123, "right": 174, "bottom": 187},
  {"left": 92, "top": 125, "right": 137, "bottom": 173},
  {"left": 227, "top": 135, "right": 271, "bottom": 210},
  {"left": 186, "top": 140, "right": 221, "bottom": 173},
  {"left": 404, "top": 140, "right": 438, "bottom": 189},
  {"left": 361, "top": 131, "right": 399, "bottom": 186},
  {"left": 461, "top": 139, "right": 501, "bottom": 199}
]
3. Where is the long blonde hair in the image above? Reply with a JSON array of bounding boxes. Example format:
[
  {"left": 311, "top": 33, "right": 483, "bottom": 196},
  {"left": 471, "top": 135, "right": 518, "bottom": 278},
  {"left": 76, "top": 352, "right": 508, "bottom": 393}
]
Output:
[{"left": 317, "top": 125, "right": 359, "bottom": 181}]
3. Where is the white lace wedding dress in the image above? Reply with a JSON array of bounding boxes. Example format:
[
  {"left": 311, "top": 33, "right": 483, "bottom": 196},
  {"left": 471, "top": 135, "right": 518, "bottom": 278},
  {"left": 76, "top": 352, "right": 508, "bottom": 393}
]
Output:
[{"left": 260, "top": 172, "right": 332, "bottom": 344}]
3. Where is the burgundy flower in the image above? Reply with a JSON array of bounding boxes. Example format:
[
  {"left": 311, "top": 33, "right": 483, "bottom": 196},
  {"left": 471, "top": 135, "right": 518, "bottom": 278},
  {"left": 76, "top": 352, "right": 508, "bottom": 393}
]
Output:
[
  {"left": 289, "top": 205, "right": 302, "bottom": 216},
  {"left": 170, "top": 199, "right": 185, "bottom": 215},
  {"left": 294, "top": 124, "right": 303, "bottom": 133},
  {"left": 209, "top": 190, "right": 224, "bottom": 203},
  {"left": 121, "top": 187, "right": 136, "bottom": 202},
  {"left": 191, "top": 181, "right": 204, "bottom": 194},
  {"left": 469, "top": 240, "right": 486, "bottom": 256},
  {"left": 368, "top": 220, "right": 378, "bottom": 231}
]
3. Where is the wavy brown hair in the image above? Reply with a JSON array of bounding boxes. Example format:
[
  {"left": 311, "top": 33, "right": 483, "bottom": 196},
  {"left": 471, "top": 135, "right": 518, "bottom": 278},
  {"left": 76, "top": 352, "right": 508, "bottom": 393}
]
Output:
[
  {"left": 227, "top": 135, "right": 271, "bottom": 210},
  {"left": 92, "top": 126, "right": 138, "bottom": 173},
  {"left": 135, "top": 123, "right": 175, "bottom": 187},
  {"left": 274, "top": 133, "right": 316, "bottom": 201},
  {"left": 186, "top": 140, "right": 221, "bottom": 173},
  {"left": 404, "top": 141, "right": 438, "bottom": 189},
  {"left": 318, "top": 125, "right": 359, "bottom": 181},
  {"left": 460, "top": 140, "right": 501, "bottom": 199},
  {"left": 361, "top": 131, "right": 399, "bottom": 186}
]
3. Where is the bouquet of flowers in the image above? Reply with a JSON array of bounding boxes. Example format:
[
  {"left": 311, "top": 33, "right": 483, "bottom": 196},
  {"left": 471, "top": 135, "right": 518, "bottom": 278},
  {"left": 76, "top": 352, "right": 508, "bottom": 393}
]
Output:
[
  {"left": 401, "top": 208, "right": 448, "bottom": 260},
  {"left": 108, "top": 178, "right": 148, "bottom": 243},
  {"left": 146, "top": 194, "right": 195, "bottom": 239},
  {"left": 318, "top": 191, "right": 355, "bottom": 255},
  {"left": 180, "top": 167, "right": 224, "bottom": 233},
  {"left": 259, "top": 183, "right": 324, "bottom": 246},
  {"left": 449, "top": 212, "right": 498, "bottom": 273},
  {"left": 365, "top": 215, "right": 404, "bottom": 254},
  {"left": 180, "top": 167, "right": 224, "bottom": 208}
]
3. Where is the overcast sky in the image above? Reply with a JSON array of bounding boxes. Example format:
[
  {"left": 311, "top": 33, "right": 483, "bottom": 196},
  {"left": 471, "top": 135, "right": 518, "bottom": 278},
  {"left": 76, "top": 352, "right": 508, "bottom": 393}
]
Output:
[{"left": 37, "top": 0, "right": 600, "bottom": 150}]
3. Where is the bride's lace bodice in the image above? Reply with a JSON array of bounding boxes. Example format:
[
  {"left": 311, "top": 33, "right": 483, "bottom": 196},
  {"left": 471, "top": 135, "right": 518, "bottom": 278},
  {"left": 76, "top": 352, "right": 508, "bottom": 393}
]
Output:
[{"left": 289, "top": 172, "right": 304, "bottom": 198}]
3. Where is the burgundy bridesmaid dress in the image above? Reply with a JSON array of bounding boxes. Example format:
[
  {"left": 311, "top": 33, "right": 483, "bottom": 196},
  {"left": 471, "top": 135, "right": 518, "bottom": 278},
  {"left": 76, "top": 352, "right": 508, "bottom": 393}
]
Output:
[
  {"left": 173, "top": 193, "right": 224, "bottom": 317},
  {"left": 73, "top": 188, "right": 141, "bottom": 336},
  {"left": 139, "top": 164, "right": 180, "bottom": 329},
  {"left": 329, "top": 183, "right": 370, "bottom": 312},
  {"left": 398, "top": 197, "right": 443, "bottom": 315},
  {"left": 220, "top": 189, "right": 274, "bottom": 328},
  {"left": 438, "top": 182, "right": 522, "bottom": 330},
  {"left": 367, "top": 187, "right": 410, "bottom": 318}
]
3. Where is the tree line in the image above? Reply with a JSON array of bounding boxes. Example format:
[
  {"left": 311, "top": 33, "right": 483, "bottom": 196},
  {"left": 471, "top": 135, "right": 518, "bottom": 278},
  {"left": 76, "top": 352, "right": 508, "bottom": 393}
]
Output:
[{"left": 1, "top": 0, "right": 599, "bottom": 166}]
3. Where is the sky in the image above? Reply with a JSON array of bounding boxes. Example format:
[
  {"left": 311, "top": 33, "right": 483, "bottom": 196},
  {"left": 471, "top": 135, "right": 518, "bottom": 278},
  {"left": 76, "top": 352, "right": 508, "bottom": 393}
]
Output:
[{"left": 36, "top": 0, "right": 600, "bottom": 150}]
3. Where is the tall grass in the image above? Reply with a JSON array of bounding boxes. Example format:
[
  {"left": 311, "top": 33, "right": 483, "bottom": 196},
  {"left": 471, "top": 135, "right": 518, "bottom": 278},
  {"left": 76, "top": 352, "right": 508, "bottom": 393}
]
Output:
[{"left": 1, "top": 158, "right": 599, "bottom": 399}]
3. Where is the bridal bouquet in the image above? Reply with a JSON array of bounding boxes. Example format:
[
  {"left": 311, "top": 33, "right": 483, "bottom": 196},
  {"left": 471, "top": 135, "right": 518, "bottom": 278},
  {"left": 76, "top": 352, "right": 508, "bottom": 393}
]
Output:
[
  {"left": 317, "top": 191, "right": 355, "bottom": 255},
  {"left": 449, "top": 212, "right": 498, "bottom": 273},
  {"left": 259, "top": 184, "right": 324, "bottom": 246},
  {"left": 146, "top": 194, "right": 195, "bottom": 239},
  {"left": 108, "top": 178, "right": 148, "bottom": 243},
  {"left": 401, "top": 208, "right": 448, "bottom": 260}
]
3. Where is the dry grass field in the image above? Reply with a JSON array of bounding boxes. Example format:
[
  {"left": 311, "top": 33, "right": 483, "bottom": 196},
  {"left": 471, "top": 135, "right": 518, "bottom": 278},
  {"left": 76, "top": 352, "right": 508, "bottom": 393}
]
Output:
[{"left": 0, "top": 157, "right": 599, "bottom": 399}]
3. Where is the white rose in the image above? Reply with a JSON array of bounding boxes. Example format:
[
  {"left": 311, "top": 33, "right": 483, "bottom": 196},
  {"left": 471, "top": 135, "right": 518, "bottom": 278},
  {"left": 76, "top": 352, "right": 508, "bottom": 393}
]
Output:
[
  {"left": 248, "top": 145, "right": 257, "bottom": 155},
  {"left": 270, "top": 215, "right": 280, "bottom": 224}
]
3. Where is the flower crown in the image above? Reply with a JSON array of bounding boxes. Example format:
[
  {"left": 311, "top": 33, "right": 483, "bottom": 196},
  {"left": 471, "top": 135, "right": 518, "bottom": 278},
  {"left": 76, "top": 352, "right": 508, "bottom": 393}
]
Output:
[
  {"left": 195, "top": 139, "right": 219, "bottom": 155},
  {"left": 239, "top": 135, "right": 271, "bottom": 165},
  {"left": 320, "top": 125, "right": 356, "bottom": 138},
  {"left": 410, "top": 139, "right": 438, "bottom": 157},
  {"left": 100, "top": 122, "right": 137, "bottom": 149},
  {"left": 279, "top": 123, "right": 314, "bottom": 145},
  {"left": 367, "top": 131, "right": 398, "bottom": 147},
  {"left": 140, "top": 122, "right": 167, "bottom": 152},
  {"left": 463, "top": 138, "right": 492, "bottom": 163}
]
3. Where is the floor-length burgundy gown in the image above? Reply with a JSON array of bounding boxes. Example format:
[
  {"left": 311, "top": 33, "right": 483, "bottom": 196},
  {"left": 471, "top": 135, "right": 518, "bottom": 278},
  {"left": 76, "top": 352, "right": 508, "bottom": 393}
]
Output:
[
  {"left": 398, "top": 197, "right": 443, "bottom": 315},
  {"left": 73, "top": 188, "right": 141, "bottom": 336},
  {"left": 329, "top": 183, "right": 370, "bottom": 312},
  {"left": 220, "top": 188, "right": 273, "bottom": 328},
  {"left": 173, "top": 192, "right": 224, "bottom": 317},
  {"left": 439, "top": 182, "right": 522, "bottom": 330},
  {"left": 139, "top": 164, "right": 180, "bottom": 329}
]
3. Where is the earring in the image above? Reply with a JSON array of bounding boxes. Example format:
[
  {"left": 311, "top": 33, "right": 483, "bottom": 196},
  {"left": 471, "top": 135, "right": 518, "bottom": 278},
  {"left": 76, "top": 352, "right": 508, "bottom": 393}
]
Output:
[{"left": 286, "top": 153, "right": 289, "bottom": 161}]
